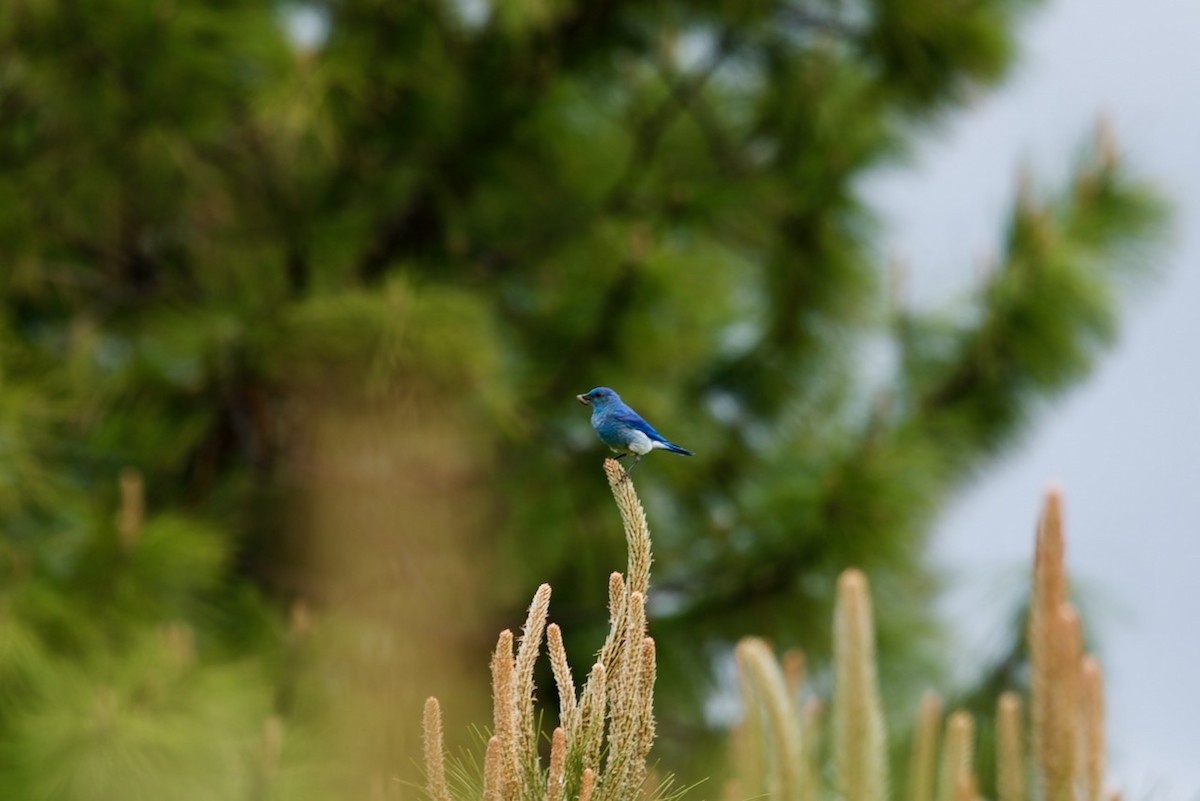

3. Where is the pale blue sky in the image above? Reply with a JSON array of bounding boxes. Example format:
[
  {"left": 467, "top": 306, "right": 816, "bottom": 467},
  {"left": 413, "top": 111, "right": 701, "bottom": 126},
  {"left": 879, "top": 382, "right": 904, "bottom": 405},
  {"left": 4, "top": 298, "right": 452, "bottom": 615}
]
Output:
[{"left": 867, "top": 0, "right": 1200, "bottom": 794}]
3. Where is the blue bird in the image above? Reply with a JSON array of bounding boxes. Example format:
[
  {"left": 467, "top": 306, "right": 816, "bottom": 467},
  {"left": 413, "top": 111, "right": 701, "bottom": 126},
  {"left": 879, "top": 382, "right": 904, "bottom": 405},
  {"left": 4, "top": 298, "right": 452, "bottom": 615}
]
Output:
[{"left": 576, "top": 387, "right": 693, "bottom": 474}]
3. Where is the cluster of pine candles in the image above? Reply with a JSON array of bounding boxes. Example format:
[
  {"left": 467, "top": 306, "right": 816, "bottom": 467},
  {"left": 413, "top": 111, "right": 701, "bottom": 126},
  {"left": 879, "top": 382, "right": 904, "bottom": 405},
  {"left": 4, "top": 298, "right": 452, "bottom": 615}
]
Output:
[
  {"left": 423, "top": 460, "right": 659, "bottom": 801},
  {"left": 729, "top": 486, "right": 1106, "bottom": 801},
  {"left": 423, "top": 464, "right": 1111, "bottom": 801}
]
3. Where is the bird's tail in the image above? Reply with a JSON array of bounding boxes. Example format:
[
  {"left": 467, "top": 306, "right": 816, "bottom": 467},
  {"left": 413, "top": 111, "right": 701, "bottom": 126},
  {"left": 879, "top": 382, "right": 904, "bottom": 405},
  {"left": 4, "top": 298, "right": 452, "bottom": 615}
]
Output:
[{"left": 660, "top": 441, "right": 693, "bottom": 456}]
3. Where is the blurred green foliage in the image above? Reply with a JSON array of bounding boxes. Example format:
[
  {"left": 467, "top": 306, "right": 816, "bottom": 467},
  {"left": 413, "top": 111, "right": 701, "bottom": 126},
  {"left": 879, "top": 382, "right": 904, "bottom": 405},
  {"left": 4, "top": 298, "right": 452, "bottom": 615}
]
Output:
[{"left": 0, "top": 0, "right": 1165, "bottom": 796}]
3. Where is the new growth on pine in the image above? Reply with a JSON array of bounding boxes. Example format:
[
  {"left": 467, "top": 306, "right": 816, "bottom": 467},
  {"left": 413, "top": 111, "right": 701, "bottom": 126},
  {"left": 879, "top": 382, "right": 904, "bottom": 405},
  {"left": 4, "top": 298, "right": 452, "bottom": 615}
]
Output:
[
  {"left": 425, "top": 466, "right": 1115, "bottom": 801},
  {"left": 728, "top": 486, "right": 1114, "bottom": 801},
  {"left": 423, "top": 460, "right": 666, "bottom": 801}
]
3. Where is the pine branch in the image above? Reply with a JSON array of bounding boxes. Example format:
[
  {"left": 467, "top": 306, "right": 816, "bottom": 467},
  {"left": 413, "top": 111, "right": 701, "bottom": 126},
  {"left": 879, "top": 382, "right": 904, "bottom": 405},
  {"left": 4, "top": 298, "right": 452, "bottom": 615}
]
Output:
[{"left": 905, "top": 127, "right": 1167, "bottom": 465}]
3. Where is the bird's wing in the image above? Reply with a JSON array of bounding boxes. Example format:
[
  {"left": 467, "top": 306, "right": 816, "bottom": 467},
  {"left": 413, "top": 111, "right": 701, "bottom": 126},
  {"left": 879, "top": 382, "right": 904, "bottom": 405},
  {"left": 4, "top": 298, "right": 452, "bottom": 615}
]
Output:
[{"left": 611, "top": 404, "right": 669, "bottom": 443}]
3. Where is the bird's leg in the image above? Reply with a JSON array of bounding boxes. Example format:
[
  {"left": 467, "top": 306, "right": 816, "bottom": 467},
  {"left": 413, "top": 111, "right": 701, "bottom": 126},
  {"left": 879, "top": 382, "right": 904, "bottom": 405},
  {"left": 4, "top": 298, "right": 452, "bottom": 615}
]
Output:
[
  {"left": 623, "top": 455, "right": 642, "bottom": 477},
  {"left": 612, "top": 453, "right": 628, "bottom": 461}
]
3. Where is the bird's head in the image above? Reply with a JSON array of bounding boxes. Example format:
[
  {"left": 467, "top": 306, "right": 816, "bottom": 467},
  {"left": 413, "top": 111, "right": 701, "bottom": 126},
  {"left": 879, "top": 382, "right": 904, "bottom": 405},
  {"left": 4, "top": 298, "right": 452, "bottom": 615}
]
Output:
[{"left": 576, "top": 387, "right": 619, "bottom": 409}]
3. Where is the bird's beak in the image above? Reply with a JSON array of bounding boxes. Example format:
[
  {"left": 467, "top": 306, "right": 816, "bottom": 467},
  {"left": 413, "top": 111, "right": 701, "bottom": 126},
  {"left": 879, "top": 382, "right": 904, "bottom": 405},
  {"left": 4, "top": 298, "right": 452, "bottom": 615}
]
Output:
[{"left": 576, "top": 394, "right": 589, "bottom": 405}]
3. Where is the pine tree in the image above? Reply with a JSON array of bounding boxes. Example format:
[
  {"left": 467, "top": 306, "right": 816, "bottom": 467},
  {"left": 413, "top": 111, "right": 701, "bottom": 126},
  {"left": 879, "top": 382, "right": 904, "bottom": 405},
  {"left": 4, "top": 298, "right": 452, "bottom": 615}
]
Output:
[{"left": 0, "top": 0, "right": 1165, "bottom": 793}]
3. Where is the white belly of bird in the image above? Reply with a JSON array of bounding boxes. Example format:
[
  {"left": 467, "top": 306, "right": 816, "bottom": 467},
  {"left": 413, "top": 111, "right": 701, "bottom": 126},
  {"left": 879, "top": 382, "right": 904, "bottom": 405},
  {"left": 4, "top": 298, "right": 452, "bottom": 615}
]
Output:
[{"left": 625, "top": 430, "right": 655, "bottom": 455}]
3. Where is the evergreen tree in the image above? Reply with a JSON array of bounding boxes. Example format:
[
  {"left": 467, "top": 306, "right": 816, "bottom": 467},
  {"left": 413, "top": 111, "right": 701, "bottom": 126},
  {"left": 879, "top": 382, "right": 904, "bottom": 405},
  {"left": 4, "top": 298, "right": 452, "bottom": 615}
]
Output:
[{"left": 0, "top": 0, "right": 1165, "bottom": 794}]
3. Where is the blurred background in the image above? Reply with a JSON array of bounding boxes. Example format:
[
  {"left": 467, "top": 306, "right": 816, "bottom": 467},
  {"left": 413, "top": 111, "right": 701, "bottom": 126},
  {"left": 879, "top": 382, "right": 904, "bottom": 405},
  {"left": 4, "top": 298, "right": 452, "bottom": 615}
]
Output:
[
  {"left": 866, "top": 0, "right": 1200, "bottom": 794},
  {"left": 0, "top": 0, "right": 1191, "bottom": 799}
]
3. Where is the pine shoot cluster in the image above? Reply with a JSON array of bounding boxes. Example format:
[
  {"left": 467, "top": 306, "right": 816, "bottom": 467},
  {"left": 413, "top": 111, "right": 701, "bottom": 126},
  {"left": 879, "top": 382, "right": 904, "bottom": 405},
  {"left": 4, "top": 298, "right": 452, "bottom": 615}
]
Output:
[
  {"left": 731, "top": 486, "right": 1114, "bottom": 801},
  {"left": 424, "top": 459, "right": 661, "bottom": 801}
]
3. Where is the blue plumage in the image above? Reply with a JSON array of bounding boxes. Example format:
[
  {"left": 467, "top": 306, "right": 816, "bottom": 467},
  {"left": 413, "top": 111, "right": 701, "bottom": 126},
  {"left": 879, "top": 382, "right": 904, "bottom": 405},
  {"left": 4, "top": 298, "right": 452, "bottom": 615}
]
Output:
[{"left": 576, "top": 386, "right": 693, "bottom": 474}]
